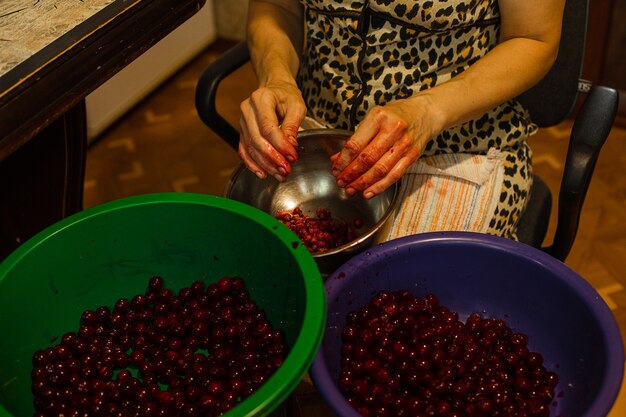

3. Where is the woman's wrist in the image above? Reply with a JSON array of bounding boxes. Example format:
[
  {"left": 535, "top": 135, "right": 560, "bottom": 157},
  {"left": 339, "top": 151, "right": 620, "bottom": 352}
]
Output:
[
  {"left": 404, "top": 93, "right": 449, "bottom": 140},
  {"left": 260, "top": 68, "right": 299, "bottom": 88}
]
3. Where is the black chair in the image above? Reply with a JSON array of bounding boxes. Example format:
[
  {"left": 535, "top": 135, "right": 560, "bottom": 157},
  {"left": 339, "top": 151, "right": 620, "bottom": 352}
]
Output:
[{"left": 195, "top": 0, "right": 619, "bottom": 262}]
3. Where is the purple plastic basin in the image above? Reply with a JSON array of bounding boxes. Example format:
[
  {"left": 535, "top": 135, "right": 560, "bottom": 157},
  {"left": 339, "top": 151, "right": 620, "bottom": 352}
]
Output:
[{"left": 310, "top": 232, "right": 624, "bottom": 417}]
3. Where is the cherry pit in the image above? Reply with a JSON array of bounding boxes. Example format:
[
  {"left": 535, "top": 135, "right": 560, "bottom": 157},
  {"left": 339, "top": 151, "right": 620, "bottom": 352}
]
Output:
[{"left": 31, "top": 276, "right": 287, "bottom": 417}]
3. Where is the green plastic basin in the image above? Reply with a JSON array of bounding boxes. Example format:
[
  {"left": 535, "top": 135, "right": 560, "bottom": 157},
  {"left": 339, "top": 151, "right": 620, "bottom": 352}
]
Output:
[{"left": 0, "top": 193, "right": 326, "bottom": 417}]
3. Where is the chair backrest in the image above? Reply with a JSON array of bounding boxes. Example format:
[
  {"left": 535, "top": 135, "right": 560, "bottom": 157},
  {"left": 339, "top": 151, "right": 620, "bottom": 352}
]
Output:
[{"left": 517, "top": 0, "right": 589, "bottom": 127}]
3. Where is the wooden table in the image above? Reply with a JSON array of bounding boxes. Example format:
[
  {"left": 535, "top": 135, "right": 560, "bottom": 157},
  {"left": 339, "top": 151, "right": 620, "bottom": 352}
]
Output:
[{"left": 0, "top": 0, "right": 206, "bottom": 259}]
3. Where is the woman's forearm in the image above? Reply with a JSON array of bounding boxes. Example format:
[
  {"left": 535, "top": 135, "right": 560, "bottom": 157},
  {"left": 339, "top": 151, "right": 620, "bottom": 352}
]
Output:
[
  {"left": 246, "top": 0, "right": 304, "bottom": 87},
  {"left": 416, "top": 0, "right": 566, "bottom": 134}
]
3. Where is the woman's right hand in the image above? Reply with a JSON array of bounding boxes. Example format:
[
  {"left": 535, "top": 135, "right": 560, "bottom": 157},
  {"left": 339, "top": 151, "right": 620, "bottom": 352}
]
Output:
[{"left": 238, "top": 80, "right": 307, "bottom": 181}]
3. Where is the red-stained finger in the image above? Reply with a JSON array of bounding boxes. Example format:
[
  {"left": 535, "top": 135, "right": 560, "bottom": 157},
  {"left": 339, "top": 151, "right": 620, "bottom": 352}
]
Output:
[
  {"left": 361, "top": 156, "right": 414, "bottom": 199},
  {"left": 238, "top": 141, "right": 266, "bottom": 179},
  {"left": 335, "top": 126, "right": 402, "bottom": 186},
  {"left": 341, "top": 148, "right": 399, "bottom": 193},
  {"left": 280, "top": 102, "right": 307, "bottom": 149},
  {"left": 331, "top": 125, "right": 379, "bottom": 173},
  {"left": 249, "top": 91, "right": 299, "bottom": 163},
  {"left": 332, "top": 114, "right": 388, "bottom": 171},
  {"left": 239, "top": 118, "right": 286, "bottom": 179},
  {"left": 243, "top": 144, "right": 286, "bottom": 182},
  {"left": 240, "top": 104, "right": 292, "bottom": 177},
  {"left": 343, "top": 142, "right": 418, "bottom": 196}
]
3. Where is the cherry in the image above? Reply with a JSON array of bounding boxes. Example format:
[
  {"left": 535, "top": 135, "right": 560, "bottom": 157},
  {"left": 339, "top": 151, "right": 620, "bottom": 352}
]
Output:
[
  {"left": 275, "top": 207, "right": 362, "bottom": 253},
  {"left": 339, "top": 290, "right": 558, "bottom": 416},
  {"left": 31, "top": 276, "right": 287, "bottom": 417},
  {"left": 148, "top": 276, "right": 164, "bottom": 291}
]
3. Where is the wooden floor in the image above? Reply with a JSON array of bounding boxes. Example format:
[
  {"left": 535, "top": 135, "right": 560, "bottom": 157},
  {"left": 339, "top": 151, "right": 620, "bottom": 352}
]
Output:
[{"left": 84, "top": 40, "right": 626, "bottom": 416}]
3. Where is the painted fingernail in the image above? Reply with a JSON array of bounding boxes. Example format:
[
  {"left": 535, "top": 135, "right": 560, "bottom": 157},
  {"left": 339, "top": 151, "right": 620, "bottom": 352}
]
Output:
[
  {"left": 364, "top": 191, "right": 374, "bottom": 199},
  {"left": 346, "top": 187, "right": 356, "bottom": 196},
  {"left": 337, "top": 179, "right": 345, "bottom": 188}
]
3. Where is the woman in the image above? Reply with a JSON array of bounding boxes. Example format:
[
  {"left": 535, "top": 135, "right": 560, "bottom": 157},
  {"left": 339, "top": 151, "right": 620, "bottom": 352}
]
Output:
[{"left": 237, "top": 0, "right": 565, "bottom": 239}]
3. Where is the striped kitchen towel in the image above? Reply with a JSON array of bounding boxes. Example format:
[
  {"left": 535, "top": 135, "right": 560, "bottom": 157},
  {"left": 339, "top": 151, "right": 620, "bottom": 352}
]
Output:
[{"left": 382, "top": 148, "right": 504, "bottom": 242}]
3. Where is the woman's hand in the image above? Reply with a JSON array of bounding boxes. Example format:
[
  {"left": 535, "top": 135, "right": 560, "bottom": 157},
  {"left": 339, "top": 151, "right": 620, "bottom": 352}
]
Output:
[
  {"left": 331, "top": 96, "right": 443, "bottom": 199},
  {"left": 241, "top": 0, "right": 305, "bottom": 181},
  {"left": 238, "top": 80, "right": 306, "bottom": 181}
]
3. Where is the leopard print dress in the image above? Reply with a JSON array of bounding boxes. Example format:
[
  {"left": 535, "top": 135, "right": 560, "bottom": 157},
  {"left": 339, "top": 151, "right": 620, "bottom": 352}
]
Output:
[{"left": 296, "top": 0, "right": 535, "bottom": 239}]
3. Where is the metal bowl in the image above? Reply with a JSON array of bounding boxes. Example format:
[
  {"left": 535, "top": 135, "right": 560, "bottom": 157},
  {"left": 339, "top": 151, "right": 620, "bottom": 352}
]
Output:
[{"left": 225, "top": 129, "right": 401, "bottom": 276}]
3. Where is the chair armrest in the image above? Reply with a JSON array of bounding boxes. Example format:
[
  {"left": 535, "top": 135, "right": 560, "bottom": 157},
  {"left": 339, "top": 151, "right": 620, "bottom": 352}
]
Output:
[
  {"left": 547, "top": 85, "right": 619, "bottom": 261},
  {"left": 195, "top": 41, "right": 250, "bottom": 150}
]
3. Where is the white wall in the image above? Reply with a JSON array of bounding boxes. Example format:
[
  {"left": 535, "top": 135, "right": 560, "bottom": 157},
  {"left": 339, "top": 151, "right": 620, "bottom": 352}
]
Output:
[{"left": 85, "top": 0, "right": 217, "bottom": 140}]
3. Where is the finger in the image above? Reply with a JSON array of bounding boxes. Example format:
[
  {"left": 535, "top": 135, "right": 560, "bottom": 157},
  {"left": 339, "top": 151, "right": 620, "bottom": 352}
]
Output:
[
  {"left": 249, "top": 91, "right": 299, "bottom": 163},
  {"left": 238, "top": 141, "right": 266, "bottom": 179},
  {"left": 335, "top": 129, "right": 399, "bottom": 186},
  {"left": 239, "top": 118, "right": 286, "bottom": 180},
  {"left": 240, "top": 104, "right": 292, "bottom": 177},
  {"left": 238, "top": 122, "right": 268, "bottom": 178},
  {"left": 361, "top": 156, "right": 412, "bottom": 199},
  {"left": 279, "top": 100, "right": 306, "bottom": 149},
  {"left": 342, "top": 147, "right": 403, "bottom": 195},
  {"left": 246, "top": 146, "right": 286, "bottom": 182},
  {"left": 331, "top": 119, "right": 381, "bottom": 174}
]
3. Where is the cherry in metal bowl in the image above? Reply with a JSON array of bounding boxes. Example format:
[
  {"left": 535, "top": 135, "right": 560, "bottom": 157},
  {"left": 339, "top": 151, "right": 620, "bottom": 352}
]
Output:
[{"left": 225, "top": 129, "right": 401, "bottom": 276}]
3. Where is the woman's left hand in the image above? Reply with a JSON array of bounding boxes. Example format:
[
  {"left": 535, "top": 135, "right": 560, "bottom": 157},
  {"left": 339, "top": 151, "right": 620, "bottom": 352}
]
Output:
[{"left": 331, "top": 96, "right": 442, "bottom": 199}]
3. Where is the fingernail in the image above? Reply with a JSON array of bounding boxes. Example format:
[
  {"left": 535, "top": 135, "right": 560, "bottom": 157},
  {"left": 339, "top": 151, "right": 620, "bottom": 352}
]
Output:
[
  {"left": 337, "top": 179, "right": 345, "bottom": 188},
  {"left": 346, "top": 187, "right": 356, "bottom": 196},
  {"left": 288, "top": 135, "right": 298, "bottom": 146},
  {"left": 278, "top": 167, "right": 287, "bottom": 176},
  {"left": 273, "top": 174, "right": 285, "bottom": 182},
  {"left": 255, "top": 171, "right": 265, "bottom": 179},
  {"left": 332, "top": 168, "right": 339, "bottom": 176},
  {"left": 286, "top": 155, "right": 295, "bottom": 163},
  {"left": 364, "top": 191, "right": 374, "bottom": 199}
]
